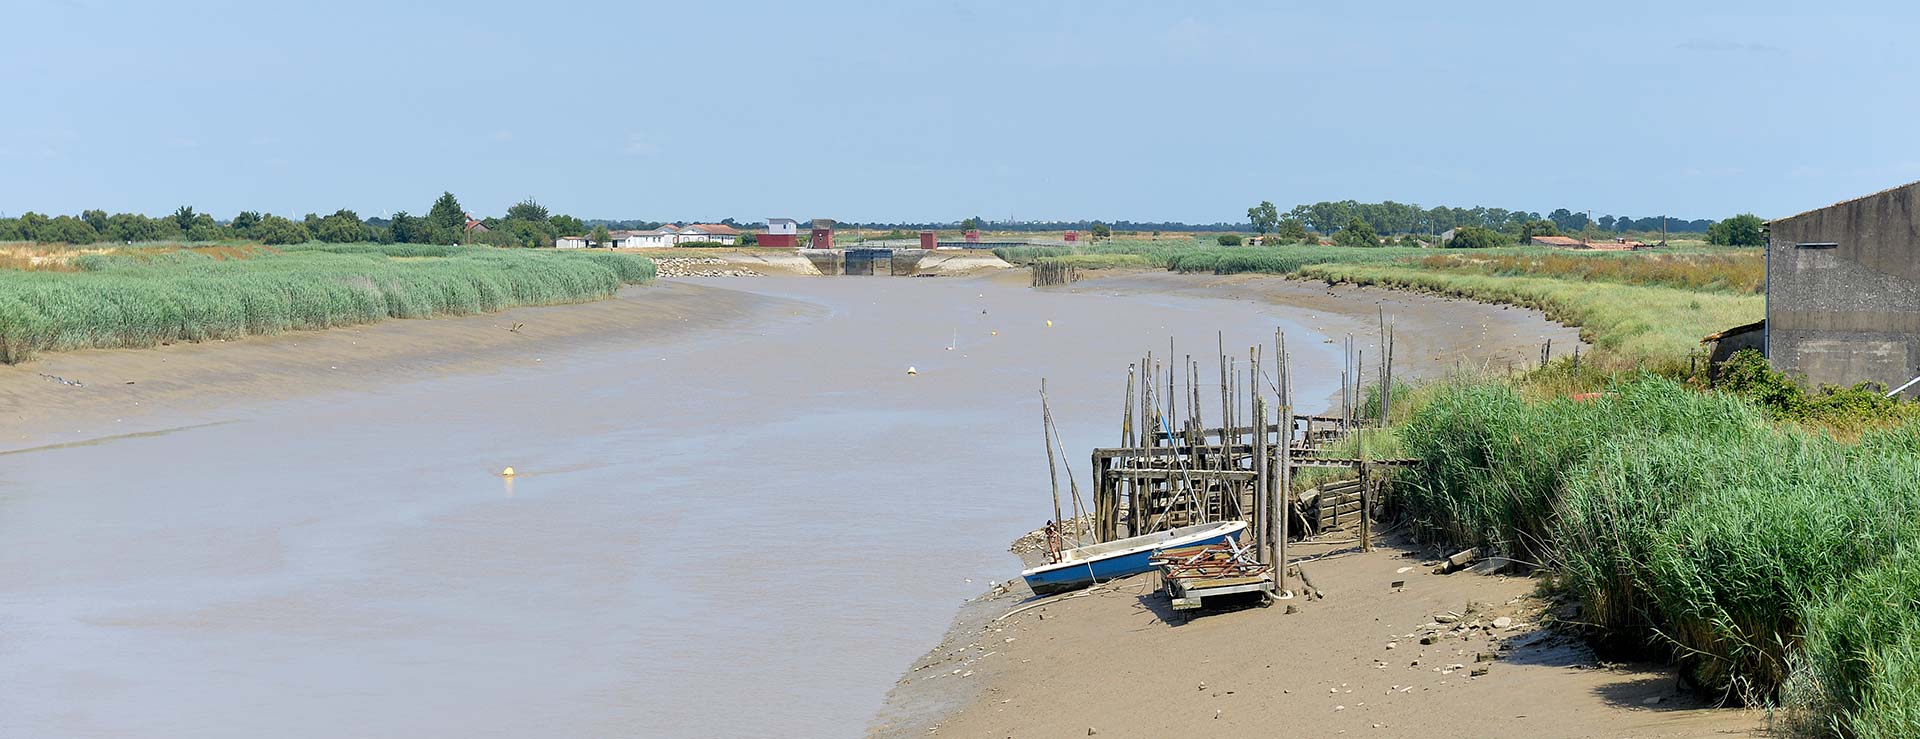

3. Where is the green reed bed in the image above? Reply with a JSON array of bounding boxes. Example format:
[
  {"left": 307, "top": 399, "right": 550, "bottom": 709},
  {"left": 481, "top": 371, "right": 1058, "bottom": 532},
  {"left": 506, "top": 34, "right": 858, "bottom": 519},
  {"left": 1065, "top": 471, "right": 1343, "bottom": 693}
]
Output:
[
  {"left": 1165, "top": 245, "right": 1427, "bottom": 275},
  {"left": 1398, "top": 377, "right": 1920, "bottom": 733},
  {"left": 0, "top": 244, "right": 656, "bottom": 363},
  {"left": 1299, "top": 263, "right": 1763, "bottom": 362}
]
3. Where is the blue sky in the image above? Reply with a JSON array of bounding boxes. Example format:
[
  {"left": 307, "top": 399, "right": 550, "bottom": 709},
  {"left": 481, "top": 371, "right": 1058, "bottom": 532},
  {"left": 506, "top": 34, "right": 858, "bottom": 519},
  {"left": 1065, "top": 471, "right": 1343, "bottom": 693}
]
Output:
[{"left": 6, "top": 1, "right": 1918, "bottom": 223}]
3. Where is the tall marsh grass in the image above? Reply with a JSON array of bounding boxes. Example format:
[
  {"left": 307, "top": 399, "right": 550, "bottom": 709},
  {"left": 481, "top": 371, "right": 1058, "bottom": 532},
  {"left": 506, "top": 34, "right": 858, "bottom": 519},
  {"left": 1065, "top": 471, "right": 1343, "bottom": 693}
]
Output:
[
  {"left": 1415, "top": 251, "right": 1765, "bottom": 294},
  {"left": 1399, "top": 376, "right": 1920, "bottom": 729},
  {"left": 0, "top": 244, "right": 656, "bottom": 363},
  {"left": 1300, "top": 263, "right": 1763, "bottom": 362}
]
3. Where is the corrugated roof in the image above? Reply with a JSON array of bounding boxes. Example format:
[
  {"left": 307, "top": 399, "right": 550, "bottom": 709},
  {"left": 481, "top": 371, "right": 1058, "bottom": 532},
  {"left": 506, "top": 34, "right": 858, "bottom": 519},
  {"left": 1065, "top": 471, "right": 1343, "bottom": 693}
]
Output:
[{"left": 1702, "top": 320, "right": 1765, "bottom": 344}]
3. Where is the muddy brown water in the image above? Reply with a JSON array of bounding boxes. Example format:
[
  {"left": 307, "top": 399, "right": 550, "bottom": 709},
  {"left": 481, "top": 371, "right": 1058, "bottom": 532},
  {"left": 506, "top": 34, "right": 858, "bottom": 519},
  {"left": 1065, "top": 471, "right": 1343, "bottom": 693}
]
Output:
[{"left": 1, "top": 277, "right": 1355, "bottom": 737}]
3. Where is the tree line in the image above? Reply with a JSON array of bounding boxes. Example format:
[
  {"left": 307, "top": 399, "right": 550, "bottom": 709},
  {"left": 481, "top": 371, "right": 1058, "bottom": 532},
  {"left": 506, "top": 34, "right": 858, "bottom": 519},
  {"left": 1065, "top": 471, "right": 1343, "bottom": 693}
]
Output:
[
  {"left": 1243, "top": 199, "right": 1765, "bottom": 249},
  {"left": 0, "top": 193, "right": 590, "bottom": 247},
  {"left": 1268, "top": 200, "right": 1716, "bottom": 238}
]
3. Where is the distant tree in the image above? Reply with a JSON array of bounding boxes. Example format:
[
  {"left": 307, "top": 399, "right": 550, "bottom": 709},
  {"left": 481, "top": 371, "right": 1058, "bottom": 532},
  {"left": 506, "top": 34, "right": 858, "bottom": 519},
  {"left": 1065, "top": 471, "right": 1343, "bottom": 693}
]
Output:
[
  {"left": 41, "top": 215, "right": 100, "bottom": 244},
  {"left": 185, "top": 213, "right": 224, "bottom": 242},
  {"left": 426, "top": 192, "right": 466, "bottom": 236},
  {"left": 1597, "top": 215, "right": 1616, "bottom": 232},
  {"left": 960, "top": 216, "right": 982, "bottom": 232},
  {"left": 172, "top": 206, "right": 198, "bottom": 233},
  {"left": 505, "top": 197, "right": 549, "bottom": 222},
  {"left": 1613, "top": 215, "right": 1634, "bottom": 232},
  {"left": 1333, "top": 217, "right": 1381, "bottom": 248},
  {"left": 740, "top": 232, "right": 758, "bottom": 246},
  {"left": 1246, "top": 201, "right": 1279, "bottom": 237},
  {"left": 1090, "top": 222, "right": 1111, "bottom": 240},
  {"left": 590, "top": 224, "right": 612, "bottom": 246},
  {"left": 1217, "top": 234, "right": 1243, "bottom": 246},
  {"left": 231, "top": 211, "right": 262, "bottom": 237},
  {"left": 81, "top": 209, "right": 108, "bottom": 233},
  {"left": 1447, "top": 225, "right": 1505, "bottom": 249},
  {"left": 253, "top": 215, "right": 310, "bottom": 245},
  {"left": 104, "top": 212, "right": 161, "bottom": 243},
  {"left": 1519, "top": 219, "right": 1559, "bottom": 242},
  {"left": 1274, "top": 218, "right": 1307, "bottom": 242},
  {"left": 1300, "top": 232, "right": 1319, "bottom": 246},
  {"left": 1707, "top": 213, "right": 1765, "bottom": 246},
  {"left": 548, "top": 214, "right": 585, "bottom": 236},
  {"left": 389, "top": 211, "right": 428, "bottom": 243},
  {"left": 1547, "top": 208, "right": 1591, "bottom": 232},
  {"left": 16, "top": 212, "right": 50, "bottom": 241},
  {"left": 313, "top": 209, "right": 369, "bottom": 243}
]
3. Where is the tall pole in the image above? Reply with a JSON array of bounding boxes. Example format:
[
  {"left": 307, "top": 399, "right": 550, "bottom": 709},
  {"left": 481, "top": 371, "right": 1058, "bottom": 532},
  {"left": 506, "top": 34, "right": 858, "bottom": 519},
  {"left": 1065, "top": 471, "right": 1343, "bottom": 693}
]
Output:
[
  {"left": 1276, "top": 397, "right": 1292, "bottom": 593},
  {"left": 1041, "top": 380, "right": 1063, "bottom": 541}
]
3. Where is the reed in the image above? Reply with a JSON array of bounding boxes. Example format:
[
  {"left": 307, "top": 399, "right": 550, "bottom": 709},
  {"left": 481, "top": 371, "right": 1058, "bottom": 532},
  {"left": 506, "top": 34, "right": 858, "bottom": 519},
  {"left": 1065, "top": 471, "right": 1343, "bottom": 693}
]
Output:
[
  {"left": 0, "top": 244, "right": 656, "bottom": 363},
  {"left": 1399, "top": 377, "right": 1920, "bottom": 723},
  {"left": 1414, "top": 251, "right": 1765, "bottom": 294}
]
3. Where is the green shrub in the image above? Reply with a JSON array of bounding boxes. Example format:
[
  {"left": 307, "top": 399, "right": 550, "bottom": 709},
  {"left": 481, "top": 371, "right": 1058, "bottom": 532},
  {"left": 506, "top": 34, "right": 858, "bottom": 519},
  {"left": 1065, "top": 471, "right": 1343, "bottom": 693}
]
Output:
[
  {"left": 674, "top": 240, "right": 727, "bottom": 248},
  {"left": 1216, "top": 234, "right": 1242, "bottom": 246},
  {"left": 1716, "top": 349, "right": 1913, "bottom": 429},
  {"left": 1447, "top": 226, "right": 1506, "bottom": 249}
]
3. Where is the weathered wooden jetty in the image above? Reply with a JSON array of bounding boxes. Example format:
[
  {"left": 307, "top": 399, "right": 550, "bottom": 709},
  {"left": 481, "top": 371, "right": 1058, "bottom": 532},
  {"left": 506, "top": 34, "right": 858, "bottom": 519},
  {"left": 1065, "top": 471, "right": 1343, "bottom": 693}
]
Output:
[{"left": 1061, "top": 324, "right": 1408, "bottom": 601}]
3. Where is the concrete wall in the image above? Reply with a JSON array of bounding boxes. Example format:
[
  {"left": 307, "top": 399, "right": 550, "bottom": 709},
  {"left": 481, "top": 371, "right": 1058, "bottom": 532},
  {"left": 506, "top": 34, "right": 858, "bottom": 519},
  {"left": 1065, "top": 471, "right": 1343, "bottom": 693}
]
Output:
[
  {"left": 1767, "top": 180, "right": 1920, "bottom": 394},
  {"left": 801, "top": 250, "right": 841, "bottom": 275}
]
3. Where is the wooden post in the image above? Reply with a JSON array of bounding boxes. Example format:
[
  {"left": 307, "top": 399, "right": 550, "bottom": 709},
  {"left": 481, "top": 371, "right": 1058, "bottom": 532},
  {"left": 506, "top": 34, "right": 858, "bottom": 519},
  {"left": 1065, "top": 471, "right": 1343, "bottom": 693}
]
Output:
[
  {"left": 1276, "top": 401, "right": 1292, "bottom": 594},
  {"left": 1359, "top": 463, "right": 1373, "bottom": 553},
  {"left": 1254, "top": 393, "right": 1269, "bottom": 566},
  {"left": 1041, "top": 379, "right": 1063, "bottom": 552}
]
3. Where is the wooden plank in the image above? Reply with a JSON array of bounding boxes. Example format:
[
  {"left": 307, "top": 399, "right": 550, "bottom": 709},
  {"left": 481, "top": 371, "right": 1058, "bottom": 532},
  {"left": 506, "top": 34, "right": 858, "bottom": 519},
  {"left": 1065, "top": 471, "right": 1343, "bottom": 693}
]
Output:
[{"left": 1106, "top": 468, "right": 1258, "bottom": 481}]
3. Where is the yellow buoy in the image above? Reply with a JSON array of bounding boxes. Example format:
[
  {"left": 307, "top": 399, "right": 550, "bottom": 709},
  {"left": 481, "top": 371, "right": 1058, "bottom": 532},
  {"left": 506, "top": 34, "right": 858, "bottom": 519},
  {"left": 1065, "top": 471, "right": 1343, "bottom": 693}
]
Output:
[
  {"left": 990, "top": 330, "right": 998, "bottom": 336},
  {"left": 501, "top": 467, "right": 516, "bottom": 477},
  {"left": 1046, "top": 320, "right": 1053, "bottom": 327}
]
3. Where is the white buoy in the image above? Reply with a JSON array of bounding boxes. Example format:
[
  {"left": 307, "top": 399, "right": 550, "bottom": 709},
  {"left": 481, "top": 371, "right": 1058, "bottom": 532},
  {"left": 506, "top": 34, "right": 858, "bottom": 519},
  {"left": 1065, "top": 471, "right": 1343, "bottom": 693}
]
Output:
[
  {"left": 907, "top": 366, "right": 918, "bottom": 375},
  {"left": 501, "top": 467, "right": 516, "bottom": 477}
]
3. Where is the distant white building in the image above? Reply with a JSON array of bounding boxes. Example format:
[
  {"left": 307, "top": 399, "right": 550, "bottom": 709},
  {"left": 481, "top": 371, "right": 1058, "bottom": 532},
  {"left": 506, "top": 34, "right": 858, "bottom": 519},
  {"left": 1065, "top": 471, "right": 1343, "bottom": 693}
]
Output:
[
  {"left": 616, "top": 225, "right": 680, "bottom": 248},
  {"left": 674, "top": 224, "right": 740, "bottom": 245},
  {"left": 556, "top": 235, "right": 589, "bottom": 248}
]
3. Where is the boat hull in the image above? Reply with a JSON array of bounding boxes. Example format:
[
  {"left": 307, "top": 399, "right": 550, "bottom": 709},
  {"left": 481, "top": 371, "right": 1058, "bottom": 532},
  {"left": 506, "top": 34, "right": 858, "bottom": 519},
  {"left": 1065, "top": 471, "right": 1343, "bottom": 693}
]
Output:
[{"left": 1020, "top": 522, "right": 1245, "bottom": 596}]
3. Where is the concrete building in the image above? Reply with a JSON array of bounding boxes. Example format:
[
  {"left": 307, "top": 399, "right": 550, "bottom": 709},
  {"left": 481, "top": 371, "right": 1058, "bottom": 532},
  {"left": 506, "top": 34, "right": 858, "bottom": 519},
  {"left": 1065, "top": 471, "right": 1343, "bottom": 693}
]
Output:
[
  {"left": 1765, "top": 179, "right": 1920, "bottom": 395},
  {"left": 556, "top": 235, "right": 589, "bottom": 248}
]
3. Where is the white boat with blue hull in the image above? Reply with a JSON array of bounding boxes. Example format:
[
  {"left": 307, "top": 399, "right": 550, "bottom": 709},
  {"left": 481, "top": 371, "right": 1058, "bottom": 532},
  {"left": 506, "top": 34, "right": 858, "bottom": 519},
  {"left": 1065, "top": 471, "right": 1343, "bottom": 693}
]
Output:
[{"left": 1020, "top": 520, "right": 1247, "bottom": 596}]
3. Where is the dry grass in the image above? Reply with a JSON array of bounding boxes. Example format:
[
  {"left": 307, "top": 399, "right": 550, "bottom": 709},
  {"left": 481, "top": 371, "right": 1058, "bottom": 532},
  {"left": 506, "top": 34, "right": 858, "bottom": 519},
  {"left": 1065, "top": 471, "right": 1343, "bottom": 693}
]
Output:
[{"left": 1415, "top": 250, "right": 1764, "bottom": 294}]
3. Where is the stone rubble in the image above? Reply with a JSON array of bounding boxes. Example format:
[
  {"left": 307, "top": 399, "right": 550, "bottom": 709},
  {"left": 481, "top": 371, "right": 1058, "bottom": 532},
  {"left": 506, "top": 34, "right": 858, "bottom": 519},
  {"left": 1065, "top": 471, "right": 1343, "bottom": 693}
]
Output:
[{"left": 653, "top": 257, "right": 761, "bottom": 277}]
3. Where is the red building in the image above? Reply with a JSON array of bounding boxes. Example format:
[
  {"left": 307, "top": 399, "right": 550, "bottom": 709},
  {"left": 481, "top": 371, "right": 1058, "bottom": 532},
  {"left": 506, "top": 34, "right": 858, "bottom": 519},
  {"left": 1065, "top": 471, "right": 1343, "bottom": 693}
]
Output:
[
  {"left": 918, "top": 230, "right": 937, "bottom": 249},
  {"left": 761, "top": 217, "right": 799, "bottom": 248},
  {"left": 809, "top": 218, "right": 835, "bottom": 249}
]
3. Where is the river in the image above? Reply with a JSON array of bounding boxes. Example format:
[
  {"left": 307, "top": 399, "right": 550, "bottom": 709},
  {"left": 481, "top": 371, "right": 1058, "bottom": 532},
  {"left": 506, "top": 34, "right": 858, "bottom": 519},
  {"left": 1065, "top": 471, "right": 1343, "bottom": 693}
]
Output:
[{"left": 0, "top": 276, "right": 1340, "bottom": 737}]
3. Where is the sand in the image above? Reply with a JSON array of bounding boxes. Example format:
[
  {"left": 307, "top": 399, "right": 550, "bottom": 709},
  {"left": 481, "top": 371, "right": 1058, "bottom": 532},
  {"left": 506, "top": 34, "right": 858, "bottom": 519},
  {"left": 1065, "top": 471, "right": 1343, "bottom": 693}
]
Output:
[{"left": 880, "top": 536, "right": 1764, "bottom": 738}]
